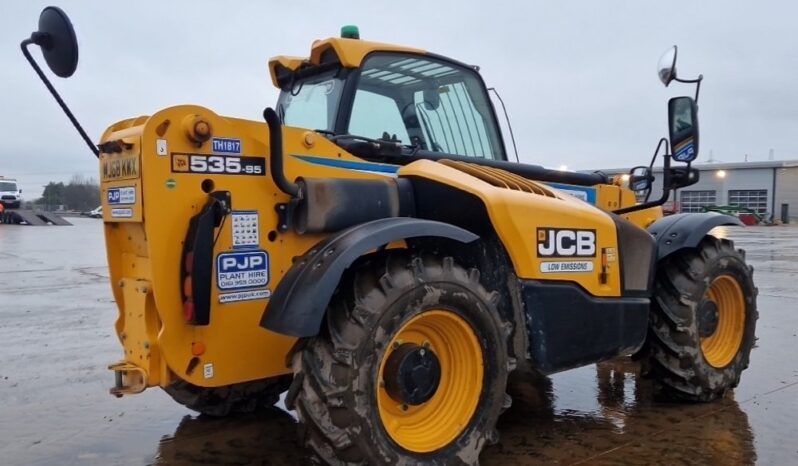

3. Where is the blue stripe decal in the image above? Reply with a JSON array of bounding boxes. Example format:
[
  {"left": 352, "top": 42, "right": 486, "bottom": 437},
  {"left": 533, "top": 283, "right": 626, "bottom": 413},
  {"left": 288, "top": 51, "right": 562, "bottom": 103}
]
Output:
[
  {"left": 292, "top": 155, "right": 400, "bottom": 174},
  {"left": 545, "top": 182, "right": 597, "bottom": 204}
]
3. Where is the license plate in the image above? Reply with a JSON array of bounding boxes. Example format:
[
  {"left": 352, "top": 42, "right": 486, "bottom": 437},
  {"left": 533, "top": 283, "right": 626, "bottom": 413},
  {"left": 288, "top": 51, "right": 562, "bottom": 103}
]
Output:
[{"left": 101, "top": 155, "right": 140, "bottom": 181}]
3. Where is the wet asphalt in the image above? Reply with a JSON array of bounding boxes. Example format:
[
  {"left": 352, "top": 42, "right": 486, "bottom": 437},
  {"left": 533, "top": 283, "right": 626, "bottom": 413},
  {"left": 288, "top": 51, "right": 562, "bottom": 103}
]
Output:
[{"left": 0, "top": 218, "right": 796, "bottom": 465}]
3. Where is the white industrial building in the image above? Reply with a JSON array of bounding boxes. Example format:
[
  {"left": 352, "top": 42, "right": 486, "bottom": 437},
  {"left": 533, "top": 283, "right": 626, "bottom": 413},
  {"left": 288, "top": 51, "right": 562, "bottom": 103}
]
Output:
[{"left": 598, "top": 160, "right": 798, "bottom": 222}]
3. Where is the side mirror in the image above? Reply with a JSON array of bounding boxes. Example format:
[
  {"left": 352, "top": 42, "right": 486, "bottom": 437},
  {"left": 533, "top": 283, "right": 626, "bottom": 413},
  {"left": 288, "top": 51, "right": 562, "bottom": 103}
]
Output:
[
  {"left": 628, "top": 166, "right": 654, "bottom": 193},
  {"left": 29, "top": 6, "right": 79, "bottom": 78},
  {"left": 669, "top": 166, "right": 700, "bottom": 190},
  {"left": 22, "top": 7, "right": 98, "bottom": 157},
  {"left": 668, "top": 96, "right": 699, "bottom": 162},
  {"left": 657, "top": 46, "right": 677, "bottom": 87}
]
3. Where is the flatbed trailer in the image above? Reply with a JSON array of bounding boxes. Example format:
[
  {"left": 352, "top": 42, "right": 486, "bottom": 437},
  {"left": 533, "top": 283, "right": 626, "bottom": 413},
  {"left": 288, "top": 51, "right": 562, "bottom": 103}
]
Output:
[{"left": 0, "top": 209, "right": 72, "bottom": 226}]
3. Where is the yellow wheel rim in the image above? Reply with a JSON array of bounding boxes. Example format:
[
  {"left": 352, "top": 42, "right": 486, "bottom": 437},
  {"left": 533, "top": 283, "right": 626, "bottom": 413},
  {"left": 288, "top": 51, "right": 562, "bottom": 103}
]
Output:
[
  {"left": 377, "top": 309, "right": 484, "bottom": 453},
  {"left": 701, "top": 275, "right": 746, "bottom": 368}
]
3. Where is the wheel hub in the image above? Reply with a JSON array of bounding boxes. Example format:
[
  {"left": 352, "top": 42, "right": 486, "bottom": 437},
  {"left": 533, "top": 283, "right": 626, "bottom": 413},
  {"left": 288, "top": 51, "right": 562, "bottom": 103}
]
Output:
[
  {"left": 383, "top": 343, "right": 441, "bottom": 405},
  {"left": 698, "top": 300, "right": 720, "bottom": 338}
]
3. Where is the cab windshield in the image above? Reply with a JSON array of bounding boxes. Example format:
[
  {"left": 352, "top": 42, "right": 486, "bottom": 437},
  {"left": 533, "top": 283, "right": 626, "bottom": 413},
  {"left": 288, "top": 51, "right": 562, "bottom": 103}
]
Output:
[
  {"left": 277, "top": 53, "right": 505, "bottom": 160},
  {"left": 350, "top": 53, "right": 504, "bottom": 160},
  {"left": 0, "top": 181, "right": 17, "bottom": 192}
]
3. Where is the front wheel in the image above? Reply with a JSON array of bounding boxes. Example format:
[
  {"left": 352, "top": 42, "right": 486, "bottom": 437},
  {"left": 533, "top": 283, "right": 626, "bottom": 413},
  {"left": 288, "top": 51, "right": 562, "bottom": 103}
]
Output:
[
  {"left": 288, "top": 254, "right": 512, "bottom": 465},
  {"left": 646, "top": 235, "right": 757, "bottom": 401}
]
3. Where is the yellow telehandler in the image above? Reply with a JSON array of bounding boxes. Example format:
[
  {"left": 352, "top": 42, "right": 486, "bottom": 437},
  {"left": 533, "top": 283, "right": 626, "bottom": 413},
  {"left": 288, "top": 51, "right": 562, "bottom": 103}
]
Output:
[{"left": 23, "top": 8, "right": 756, "bottom": 465}]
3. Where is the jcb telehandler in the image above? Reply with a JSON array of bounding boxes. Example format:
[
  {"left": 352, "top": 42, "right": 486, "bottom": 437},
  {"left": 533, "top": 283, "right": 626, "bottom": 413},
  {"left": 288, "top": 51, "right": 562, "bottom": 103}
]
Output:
[{"left": 23, "top": 8, "right": 757, "bottom": 465}]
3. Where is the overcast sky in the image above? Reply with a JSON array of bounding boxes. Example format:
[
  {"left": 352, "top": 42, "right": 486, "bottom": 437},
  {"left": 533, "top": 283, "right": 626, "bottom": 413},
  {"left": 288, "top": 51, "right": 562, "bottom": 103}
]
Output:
[{"left": 3, "top": 0, "right": 797, "bottom": 199}]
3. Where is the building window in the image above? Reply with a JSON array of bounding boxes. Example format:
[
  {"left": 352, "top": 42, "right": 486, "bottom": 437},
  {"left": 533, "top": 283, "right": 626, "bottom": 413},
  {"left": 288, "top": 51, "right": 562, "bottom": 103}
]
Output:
[
  {"left": 729, "top": 189, "right": 768, "bottom": 213},
  {"left": 680, "top": 190, "right": 717, "bottom": 213}
]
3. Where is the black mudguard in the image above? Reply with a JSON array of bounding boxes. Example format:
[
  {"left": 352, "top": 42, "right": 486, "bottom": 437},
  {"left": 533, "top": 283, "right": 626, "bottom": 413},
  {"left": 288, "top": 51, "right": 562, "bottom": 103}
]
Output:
[
  {"left": 648, "top": 212, "right": 743, "bottom": 260},
  {"left": 260, "top": 217, "right": 479, "bottom": 337}
]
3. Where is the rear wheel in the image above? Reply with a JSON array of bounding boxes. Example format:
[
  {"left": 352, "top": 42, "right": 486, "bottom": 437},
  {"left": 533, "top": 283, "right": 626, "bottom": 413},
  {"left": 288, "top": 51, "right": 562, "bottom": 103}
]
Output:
[
  {"left": 288, "top": 254, "right": 512, "bottom": 465},
  {"left": 646, "top": 236, "right": 757, "bottom": 401},
  {"left": 164, "top": 375, "right": 291, "bottom": 417}
]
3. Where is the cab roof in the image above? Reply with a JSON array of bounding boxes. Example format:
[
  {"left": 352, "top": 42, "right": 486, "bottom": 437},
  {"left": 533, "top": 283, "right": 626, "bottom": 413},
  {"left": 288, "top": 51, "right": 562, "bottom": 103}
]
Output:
[{"left": 268, "top": 37, "right": 425, "bottom": 88}]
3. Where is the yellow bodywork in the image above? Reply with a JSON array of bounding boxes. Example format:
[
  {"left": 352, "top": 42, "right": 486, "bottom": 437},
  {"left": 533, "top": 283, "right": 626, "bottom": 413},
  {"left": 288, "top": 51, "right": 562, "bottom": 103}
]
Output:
[
  {"left": 400, "top": 160, "right": 623, "bottom": 296},
  {"left": 101, "top": 37, "right": 661, "bottom": 392},
  {"left": 269, "top": 37, "right": 424, "bottom": 86},
  {"left": 101, "top": 106, "right": 399, "bottom": 388},
  {"left": 100, "top": 104, "right": 656, "bottom": 390}
]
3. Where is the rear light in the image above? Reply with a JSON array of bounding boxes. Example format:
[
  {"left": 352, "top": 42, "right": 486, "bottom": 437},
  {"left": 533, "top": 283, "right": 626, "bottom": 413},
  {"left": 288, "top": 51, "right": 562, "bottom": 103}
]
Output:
[
  {"left": 185, "top": 251, "right": 194, "bottom": 273},
  {"left": 182, "top": 275, "right": 193, "bottom": 298},
  {"left": 183, "top": 300, "right": 195, "bottom": 322},
  {"left": 182, "top": 252, "right": 194, "bottom": 322},
  {"left": 182, "top": 277, "right": 194, "bottom": 323},
  {"left": 180, "top": 192, "right": 230, "bottom": 326}
]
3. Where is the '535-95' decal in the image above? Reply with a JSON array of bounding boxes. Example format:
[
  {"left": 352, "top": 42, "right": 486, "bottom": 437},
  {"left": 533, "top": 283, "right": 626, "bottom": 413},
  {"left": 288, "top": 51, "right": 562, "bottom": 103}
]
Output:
[{"left": 171, "top": 153, "right": 265, "bottom": 176}]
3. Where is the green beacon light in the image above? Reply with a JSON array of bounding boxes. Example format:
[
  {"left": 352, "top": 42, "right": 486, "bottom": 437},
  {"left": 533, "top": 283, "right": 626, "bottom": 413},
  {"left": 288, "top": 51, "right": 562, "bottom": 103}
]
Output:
[{"left": 341, "top": 25, "right": 360, "bottom": 40}]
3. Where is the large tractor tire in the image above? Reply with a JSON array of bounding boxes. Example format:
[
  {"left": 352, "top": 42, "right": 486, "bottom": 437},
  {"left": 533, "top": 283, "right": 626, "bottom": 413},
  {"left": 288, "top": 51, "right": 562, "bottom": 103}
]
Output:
[
  {"left": 164, "top": 375, "right": 291, "bottom": 417},
  {"left": 646, "top": 235, "right": 757, "bottom": 402},
  {"left": 287, "top": 254, "right": 512, "bottom": 466}
]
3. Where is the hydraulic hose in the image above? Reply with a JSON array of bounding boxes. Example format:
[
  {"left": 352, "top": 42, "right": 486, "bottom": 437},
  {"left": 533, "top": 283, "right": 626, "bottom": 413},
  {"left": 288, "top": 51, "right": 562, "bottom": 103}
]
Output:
[{"left": 263, "top": 107, "right": 300, "bottom": 197}]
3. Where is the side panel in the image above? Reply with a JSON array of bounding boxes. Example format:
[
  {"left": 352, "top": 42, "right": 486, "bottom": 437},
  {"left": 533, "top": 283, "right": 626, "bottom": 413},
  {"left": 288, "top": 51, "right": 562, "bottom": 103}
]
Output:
[
  {"left": 523, "top": 281, "right": 649, "bottom": 374},
  {"left": 102, "top": 105, "right": 404, "bottom": 388},
  {"left": 400, "top": 160, "right": 624, "bottom": 297}
]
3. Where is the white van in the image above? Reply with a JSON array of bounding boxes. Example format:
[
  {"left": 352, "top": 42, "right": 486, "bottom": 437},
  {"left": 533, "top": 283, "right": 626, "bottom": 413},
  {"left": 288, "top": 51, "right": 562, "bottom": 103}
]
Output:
[{"left": 0, "top": 177, "right": 22, "bottom": 209}]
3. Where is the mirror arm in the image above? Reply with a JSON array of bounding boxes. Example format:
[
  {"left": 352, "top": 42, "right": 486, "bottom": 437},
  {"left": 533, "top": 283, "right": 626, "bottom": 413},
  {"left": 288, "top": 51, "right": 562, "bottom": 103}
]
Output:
[
  {"left": 614, "top": 138, "right": 672, "bottom": 215},
  {"left": 673, "top": 74, "right": 704, "bottom": 103},
  {"left": 21, "top": 37, "right": 99, "bottom": 158}
]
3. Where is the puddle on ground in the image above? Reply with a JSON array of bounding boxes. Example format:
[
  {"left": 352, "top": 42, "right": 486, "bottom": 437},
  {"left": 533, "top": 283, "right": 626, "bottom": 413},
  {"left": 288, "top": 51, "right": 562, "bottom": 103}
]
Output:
[{"left": 146, "top": 358, "right": 758, "bottom": 465}]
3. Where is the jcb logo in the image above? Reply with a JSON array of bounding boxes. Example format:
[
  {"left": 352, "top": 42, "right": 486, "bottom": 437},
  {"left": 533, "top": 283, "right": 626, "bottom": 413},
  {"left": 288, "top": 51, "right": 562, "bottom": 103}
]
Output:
[{"left": 537, "top": 228, "right": 596, "bottom": 257}]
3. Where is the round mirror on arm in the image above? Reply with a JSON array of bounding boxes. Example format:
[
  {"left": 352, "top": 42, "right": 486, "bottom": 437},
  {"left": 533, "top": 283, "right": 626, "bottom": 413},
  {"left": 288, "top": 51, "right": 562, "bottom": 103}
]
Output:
[
  {"left": 35, "top": 6, "right": 79, "bottom": 78},
  {"left": 657, "top": 46, "right": 677, "bottom": 87}
]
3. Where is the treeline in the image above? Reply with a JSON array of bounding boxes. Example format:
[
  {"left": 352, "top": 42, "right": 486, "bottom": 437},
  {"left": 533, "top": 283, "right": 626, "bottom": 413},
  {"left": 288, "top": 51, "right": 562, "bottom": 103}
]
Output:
[{"left": 35, "top": 175, "right": 100, "bottom": 211}]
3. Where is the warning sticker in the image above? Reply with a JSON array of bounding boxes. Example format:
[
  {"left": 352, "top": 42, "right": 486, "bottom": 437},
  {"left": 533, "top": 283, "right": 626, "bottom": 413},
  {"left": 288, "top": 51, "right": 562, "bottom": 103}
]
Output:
[
  {"left": 216, "top": 250, "right": 269, "bottom": 290},
  {"left": 232, "top": 210, "right": 259, "bottom": 249},
  {"left": 219, "top": 289, "right": 272, "bottom": 304},
  {"left": 156, "top": 139, "right": 168, "bottom": 156}
]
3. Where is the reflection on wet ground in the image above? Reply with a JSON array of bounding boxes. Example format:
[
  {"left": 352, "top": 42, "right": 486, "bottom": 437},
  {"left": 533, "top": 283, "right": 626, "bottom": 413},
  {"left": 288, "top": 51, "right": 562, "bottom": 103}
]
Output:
[
  {"left": 150, "top": 359, "right": 761, "bottom": 466},
  {"left": 2, "top": 221, "right": 797, "bottom": 465},
  {"left": 154, "top": 408, "right": 302, "bottom": 465},
  {"left": 489, "top": 362, "right": 757, "bottom": 465}
]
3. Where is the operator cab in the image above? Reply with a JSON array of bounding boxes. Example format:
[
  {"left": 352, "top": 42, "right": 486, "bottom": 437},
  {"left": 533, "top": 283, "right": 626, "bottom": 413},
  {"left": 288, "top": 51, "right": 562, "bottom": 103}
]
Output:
[
  {"left": 269, "top": 32, "right": 609, "bottom": 187},
  {"left": 276, "top": 51, "right": 506, "bottom": 162}
]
